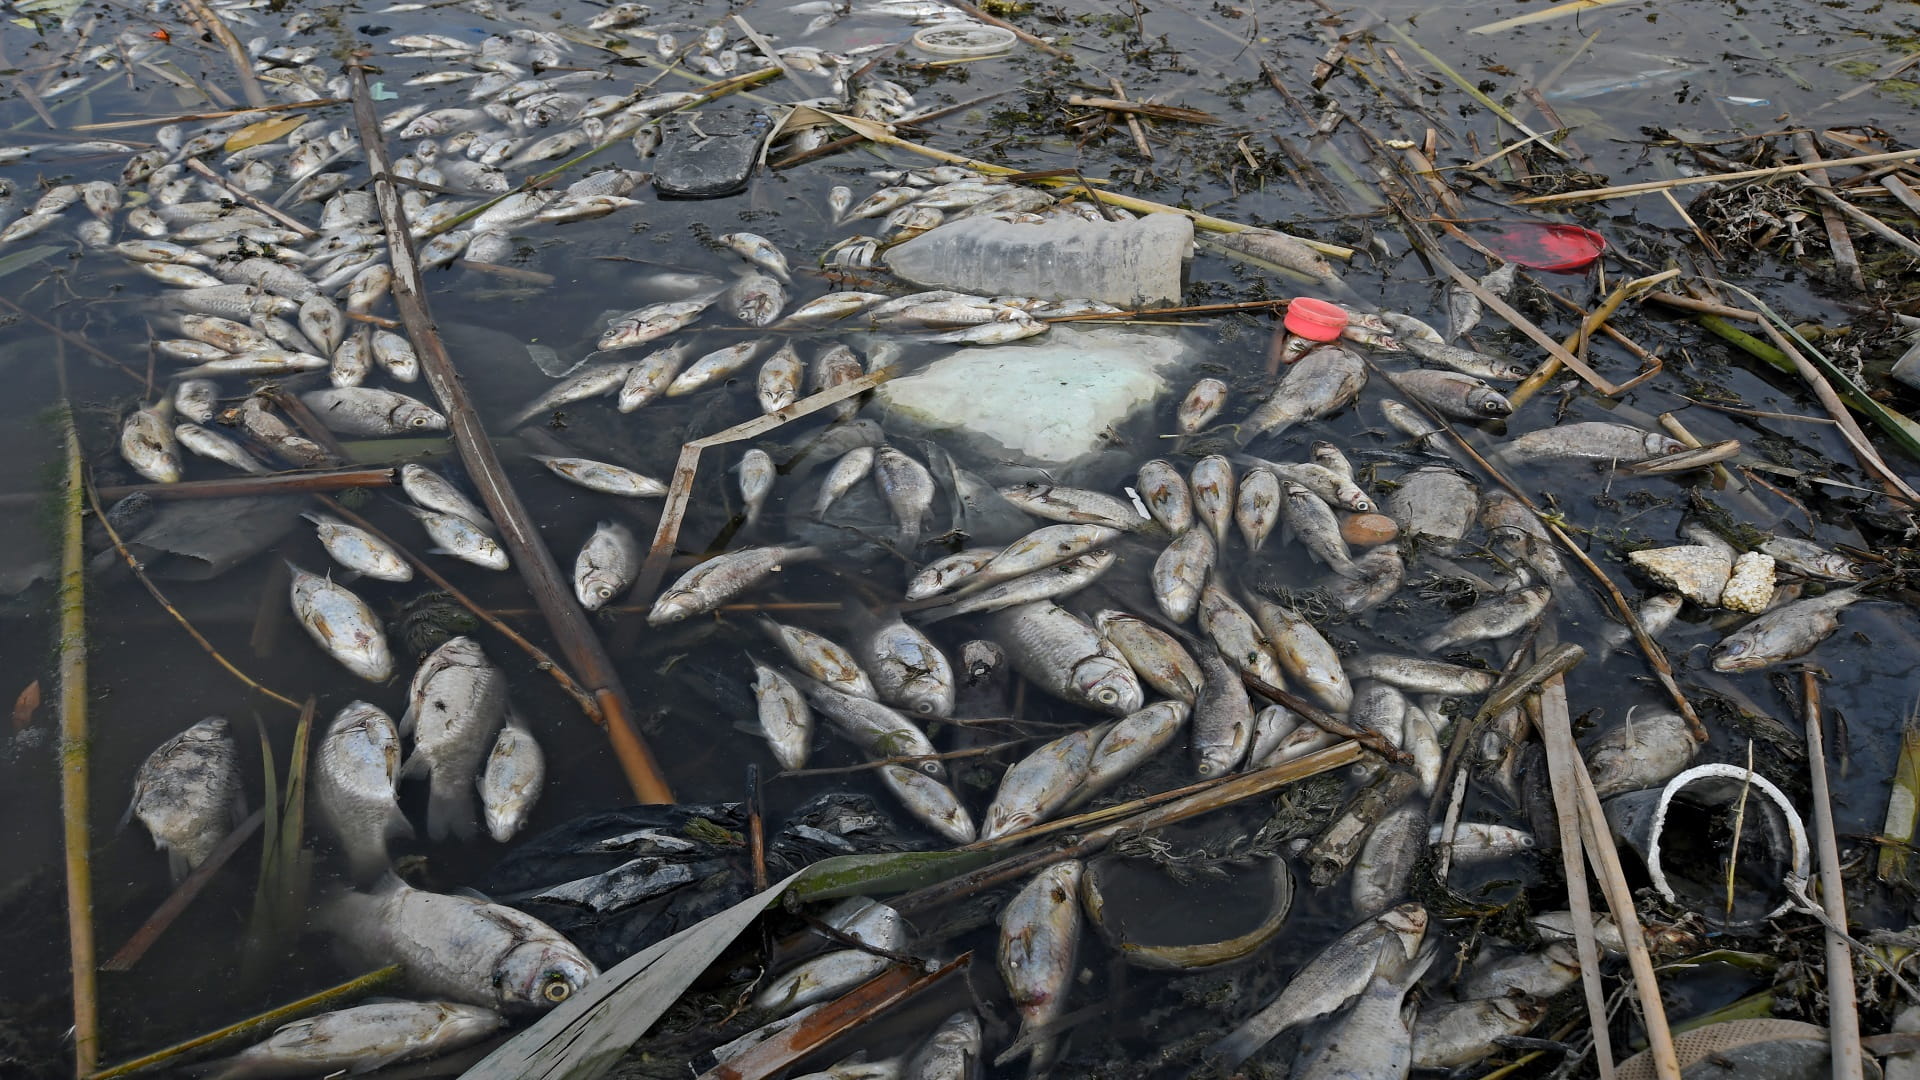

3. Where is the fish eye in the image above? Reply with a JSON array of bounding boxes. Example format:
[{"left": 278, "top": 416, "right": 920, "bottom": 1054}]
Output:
[
  {"left": 1354, "top": 499, "right": 1375, "bottom": 512},
  {"left": 914, "top": 701, "right": 935, "bottom": 715},
  {"left": 1482, "top": 401, "right": 1506, "bottom": 414},
  {"left": 1096, "top": 688, "right": 1119, "bottom": 705},
  {"left": 410, "top": 415, "right": 430, "bottom": 427},
  {"left": 920, "top": 760, "right": 941, "bottom": 775},
  {"left": 543, "top": 977, "right": 572, "bottom": 1003},
  {"left": 597, "top": 586, "right": 614, "bottom": 599}
]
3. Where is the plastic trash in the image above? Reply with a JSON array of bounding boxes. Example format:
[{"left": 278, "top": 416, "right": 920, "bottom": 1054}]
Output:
[
  {"left": 1603, "top": 763, "right": 1810, "bottom": 927},
  {"left": 912, "top": 23, "right": 1017, "bottom": 57},
  {"left": 1284, "top": 297, "right": 1349, "bottom": 341},
  {"left": 884, "top": 212, "right": 1194, "bottom": 308},
  {"left": 1477, "top": 221, "right": 1607, "bottom": 272}
]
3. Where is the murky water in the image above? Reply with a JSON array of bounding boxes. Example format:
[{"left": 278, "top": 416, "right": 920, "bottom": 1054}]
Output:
[{"left": 0, "top": 0, "right": 1916, "bottom": 1075}]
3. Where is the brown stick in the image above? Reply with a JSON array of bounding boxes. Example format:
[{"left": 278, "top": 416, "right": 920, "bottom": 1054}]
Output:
[
  {"left": 184, "top": 158, "right": 320, "bottom": 239},
  {"left": 1795, "top": 132, "right": 1866, "bottom": 290},
  {"left": 938, "top": 0, "right": 1072, "bottom": 59},
  {"left": 1066, "top": 95, "right": 1221, "bottom": 124},
  {"left": 102, "top": 808, "right": 265, "bottom": 972},
  {"left": 1643, "top": 291, "right": 1763, "bottom": 321},
  {"left": 177, "top": 0, "right": 267, "bottom": 107},
  {"left": 1240, "top": 672, "right": 1409, "bottom": 763},
  {"left": 346, "top": 62, "right": 674, "bottom": 804},
  {"left": 54, "top": 401, "right": 98, "bottom": 1077},
  {"left": 1804, "top": 670, "right": 1867, "bottom": 1080},
  {"left": 0, "top": 467, "right": 393, "bottom": 508},
  {"left": 72, "top": 98, "right": 348, "bottom": 132}
]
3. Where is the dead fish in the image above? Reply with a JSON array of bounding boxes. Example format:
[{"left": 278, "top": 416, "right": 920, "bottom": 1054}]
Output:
[
  {"left": 903, "top": 1011, "right": 982, "bottom": 1080},
  {"left": 1192, "top": 646, "right": 1254, "bottom": 777},
  {"left": 1235, "top": 467, "right": 1282, "bottom": 551},
  {"left": 327, "top": 877, "right": 596, "bottom": 1012},
  {"left": 1419, "top": 586, "right": 1552, "bottom": 652},
  {"left": 739, "top": 448, "right": 775, "bottom": 528},
  {"left": 1328, "top": 543, "right": 1405, "bottom": 614},
  {"left": 1093, "top": 610, "right": 1202, "bottom": 703},
  {"left": 867, "top": 619, "right": 955, "bottom": 718},
  {"left": 1444, "top": 280, "right": 1482, "bottom": 341},
  {"left": 815, "top": 446, "right": 877, "bottom": 518},
  {"left": 1460, "top": 942, "right": 1580, "bottom": 999},
  {"left": 750, "top": 660, "right": 813, "bottom": 770},
  {"left": 598, "top": 297, "right": 714, "bottom": 351},
  {"left": 301, "top": 388, "right": 447, "bottom": 436},
  {"left": 1712, "top": 587, "right": 1863, "bottom": 672},
  {"left": 800, "top": 679, "right": 944, "bottom": 778},
  {"left": 402, "top": 636, "right": 509, "bottom": 842},
  {"left": 1584, "top": 709, "right": 1698, "bottom": 798},
  {"left": 905, "top": 547, "right": 998, "bottom": 601},
  {"left": 313, "top": 701, "right": 410, "bottom": 882},
  {"left": 874, "top": 446, "right": 935, "bottom": 543},
  {"left": 1152, "top": 525, "right": 1215, "bottom": 623},
  {"left": 1242, "top": 345, "right": 1367, "bottom": 442},
  {"left": 993, "top": 601, "right": 1143, "bottom": 716},
  {"left": 1383, "top": 466, "right": 1478, "bottom": 550},
  {"left": 649, "top": 545, "right": 822, "bottom": 624},
  {"left": 507, "top": 361, "right": 636, "bottom": 427},
  {"left": 303, "top": 511, "right": 413, "bottom": 582},
  {"left": 1387, "top": 368, "right": 1512, "bottom": 421},
  {"left": 1292, "top": 941, "right": 1434, "bottom": 1080},
  {"left": 880, "top": 764, "right": 976, "bottom": 844},
  {"left": 917, "top": 550, "right": 1116, "bottom": 622},
  {"left": 288, "top": 563, "right": 393, "bottom": 681},
  {"left": 1199, "top": 580, "right": 1287, "bottom": 689},
  {"left": 981, "top": 726, "right": 1099, "bottom": 841},
  {"left": 1497, "top": 421, "right": 1685, "bottom": 465},
  {"left": 175, "top": 422, "right": 270, "bottom": 475},
  {"left": 400, "top": 464, "right": 492, "bottom": 528},
  {"left": 729, "top": 270, "right": 787, "bottom": 326},
  {"left": 998, "top": 482, "right": 1147, "bottom": 532},
  {"left": 1249, "top": 597, "right": 1352, "bottom": 713},
  {"left": 719, "top": 231, "right": 791, "bottom": 281},
  {"left": 121, "top": 403, "right": 181, "bottom": 483},
  {"left": 998, "top": 861, "right": 1083, "bottom": 1071},
  {"left": 533, "top": 455, "right": 668, "bottom": 498},
  {"left": 1178, "top": 377, "right": 1229, "bottom": 433},
  {"left": 1137, "top": 459, "right": 1194, "bottom": 535},
  {"left": 573, "top": 520, "right": 639, "bottom": 610},
  {"left": 402, "top": 506, "right": 510, "bottom": 571},
  {"left": 479, "top": 720, "right": 544, "bottom": 843},
  {"left": 127, "top": 717, "right": 243, "bottom": 883},
  {"left": 1410, "top": 996, "right": 1545, "bottom": 1069},
  {"left": 666, "top": 339, "right": 769, "bottom": 397},
  {"left": 208, "top": 1001, "right": 504, "bottom": 1080},
  {"left": 1352, "top": 803, "right": 1426, "bottom": 917},
  {"left": 175, "top": 380, "right": 221, "bottom": 424},
  {"left": 1282, "top": 481, "right": 1355, "bottom": 575},
  {"left": 617, "top": 342, "right": 697, "bottom": 412},
  {"left": 1189, "top": 454, "right": 1236, "bottom": 545},
  {"left": 757, "top": 343, "right": 806, "bottom": 413},
  {"left": 1346, "top": 653, "right": 1496, "bottom": 696}
]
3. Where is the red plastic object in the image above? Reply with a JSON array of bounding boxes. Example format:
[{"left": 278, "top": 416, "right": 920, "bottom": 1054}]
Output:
[
  {"left": 1285, "top": 297, "right": 1350, "bottom": 341},
  {"left": 1479, "top": 222, "right": 1607, "bottom": 272}
]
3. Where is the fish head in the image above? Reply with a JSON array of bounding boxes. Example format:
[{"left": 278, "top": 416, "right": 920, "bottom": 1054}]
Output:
[
  {"left": 1072, "top": 656, "right": 1143, "bottom": 716},
  {"left": 1709, "top": 634, "right": 1762, "bottom": 672},
  {"left": 1494, "top": 360, "right": 1534, "bottom": 381},
  {"left": 397, "top": 404, "right": 447, "bottom": 431},
  {"left": 497, "top": 941, "right": 599, "bottom": 1012},
  {"left": 1380, "top": 903, "right": 1429, "bottom": 949},
  {"left": 575, "top": 570, "right": 623, "bottom": 611},
  {"left": 185, "top": 716, "right": 231, "bottom": 741},
  {"left": 902, "top": 685, "right": 955, "bottom": 719},
  {"left": 1468, "top": 388, "right": 1514, "bottom": 418}
]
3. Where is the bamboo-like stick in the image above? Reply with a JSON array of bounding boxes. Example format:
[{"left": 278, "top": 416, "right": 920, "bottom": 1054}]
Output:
[
  {"left": 184, "top": 158, "right": 319, "bottom": 239},
  {"left": 1066, "top": 95, "right": 1221, "bottom": 124},
  {"left": 72, "top": 99, "right": 346, "bottom": 132},
  {"left": 345, "top": 63, "right": 673, "bottom": 804},
  {"left": 1516, "top": 146, "right": 1920, "bottom": 205},
  {"left": 0, "top": 466, "right": 398, "bottom": 508},
  {"left": 55, "top": 401, "right": 99, "bottom": 1078},
  {"left": 84, "top": 477, "right": 305, "bottom": 710},
  {"left": 87, "top": 966, "right": 403, "bottom": 1079},
  {"left": 1804, "top": 670, "right": 1866, "bottom": 1080},
  {"left": 176, "top": 0, "right": 266, "bottom": 107},
  {"left": 1508, "top": 267, "right": 1680, "bottom": 409},
  {"left": 1644, "top": 291, "right": 1763, "bottom": 321}
]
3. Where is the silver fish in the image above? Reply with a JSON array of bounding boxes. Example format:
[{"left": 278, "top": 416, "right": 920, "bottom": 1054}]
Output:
[
  {"left": 729, "top": 270, "right": 786, "bottom": 326},
  {"left": 1235, "top": 467, "right": 1282, "bottom": 551},
  {"left": 175, "top": 422, "right": 270, "bottom": 475},
  {"left": 1411, "top": 997, "right": 1545, "bottom": 1069},
  {"left": 1193, "top": 647, "right": 1253, "bottom": 777},
  {"left": 1346, "top": 653, "right": 1496, "bottom": 695},
  {"left": 479, "top": 720, "right": 544, "bottom": 843},
  {"left": 303, "top": 511, "right": 413, "bottom": 582},
  {"left": 371, "top": 329, "right": 420, "bottom": 382},
  {"left": 904, "top": 546, "right": 997, "bottom": 601},
  {"left": 400, "top": 464, "right": 491, "bottom": 528},
  {"left": 1497, "top": 421, "right": 1685, "bottom": 464},
  {"left": 1242, "top": 344, "right": 1367, "bottom": 442},
  {"left": 1198, "top": 579, "right": 1287, "bottom": 689},
  {"left": 1418, "top": 585, "right": 1551, "bottom": 652},
  {"left": 533, "top": 455, "right": 667, "bottom": 498},
  {"left": 993, "top": 601, "right": 1144, "bottom": 716},
  {"left": 616, "top": 342, "right": 696, "bottom": 412},
  {"left": 1152, "top": 525, "right": 1215, "bottom": 623},
  {"left": 1387, "top": 367, "right": 1512, "bottom": 420},
  {"left": 1282, "top": 481, "right": 1354, "bottom": 574},
  {"left": 404, "top": 506, "right": 510, "bottom": 571},
  {"left": 1292, "top": 941, "right": 1433, "bottom": 1080},
  {"left": 1249, "top": 597, "right": 1352, "bottom": 712},
  {"left": 880, "top": 764, "right": 976, "bottom": 844},
  {"left": 1383, "top": 466, "right": 1478, "bottom": 550},
  {"left": 719, "top": 231, "right": 790, "bottom": 281},
  {"left": 904, "top": 1011, "right": 981, "bottom": 1080},
  {"left": 127, "top": 717, "right": 242, "bottom": 882},
  {"left": 667, "top": 339, "right": 768, "bottom": 397},
  {"left": 998, "top": 861, "right": 1083, "bottom": 1071},
  {"left": 802, "top": 679, "right": 944, "bottom": 777},
  {"left": 121, "top": 403, "right": 181, "bottom": 483},
  {"left": 1712, "top": 587, "right": 1863, "bottom": 672},
  {"left": 1584, "top": 710, "right": 1698, "bottom": 798},
  {"left": 313, "top": 701, "right": 409, "bottom": 882},
  {"left": 402, "top": 636, "right": 509, "bottom": 842},
  {"left": 1460, "top": 942, "right": 1580, "bottom": 999},
  {"left": 874, "top": 446, "right": 935, "bottom": 543},
  {"left": 981, "top": 726, "right": 1099, "bottom": 840},
  {"left": 288, "top": 563, "right": 393, "bottom": 681},
  {"left": 175, "top": 380, "right": 220, "bottom": 424},
  {"left": 1264, "top": 460, "right": 1374, "bottom": 513},
  {"left": 1757, "top": 536, "right": 1860, "bottom": 582},
  {"left": 1209, "top": 903, "right": 1428, "bottom": 1067},
  {"left": 998, "top": 482, "right": 1146, "bottom": 532},
  {"left": 750, "top": 661, "right": 813, "bottom": 770},
  {"left": 1328, "top": 543, "right": 1405, "bottom": 613},
  {"left": 328, "top": 878, "right": 596, "bottom": 1011},
  {"left": 1405, "top": 335, "right": 1532, "bottom": 382},
  {"left": 867, "top": 619, "right": 955, "bottom": 718},
  {"left": 1076, "top": 701, "right": 1188, "bottom": 803},
  {"left": 1178, "top": 377, "right": 1229, "bottom": 433},
  {"left": 1189, "top": 454, "right": 1236, "bottom": 544},
  {"left": 649, "top": 545, "right": 822, "bottom": 624},
  {"left": 737, "top": 448, "right": 776, "bottom": 529},
  {"left": 758, "top": 906, "right": 907, "bottom": 1013},
  {"left": 1136, "top": 459, "right": 1193, "bottom": 534},
  {"left": 1352, "top": 803, "right": 1426, "bottom": 917},
  {"left": 302, "top": 387, "right": 446, "bottom": 436},
  {"left": 1093, "top": 610, "right": 1202, "bottom": 703},
  {"left": 916, "top": 550, "right": 1116, "bottom": 621},
  {"left": 765, "top": 619, "right": 878, "bottom": 700},
  {"left": 598, "top": 297, "right": 713, "bottom": 351},
  {"left": 210, "top": 1001, "right": 503, "bottom": 1080},
  {"left": 815, "top": 446, "right": 876, "bottom": 518},
  {"left": 573, "top": 520, "right": 639, "bottom": 610},
  {"left": 757, "top": 343, "right": 806, "bottom": 413}
]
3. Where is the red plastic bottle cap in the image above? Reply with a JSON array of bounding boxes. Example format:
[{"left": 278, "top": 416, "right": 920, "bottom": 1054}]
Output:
[{"left": 1285, "top": 297, "right": 1349, "bottom": 342}]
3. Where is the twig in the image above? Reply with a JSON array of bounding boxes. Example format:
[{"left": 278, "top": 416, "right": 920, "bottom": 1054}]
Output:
[
  {"left": 1516, "top": 146, "right": 1920, "bottom": 205},
  {"left": 1797, "top": 180, "right": 1920, "bottom": 258},
  {"left": 747, "top": 765, "right": 767, "bottom": 894},
  {"left": 1067, "top": 95, "right": 1221, "bottom": 124},
  {"left": 71, "top": 98, "right": 347, "bottom": 132},
  {"left": 1109, "top": 79, "right": 1153, "bottom": 162},
  {"left": 1378, "top": 22, "right": 1568, "bottom": 159},
  {"left": 1240, "top": 672, "right": 1410, "bottom": 763},
  {"left": 0, "top": 468, "right": 398, "bottom": 508},
  {"left": 184, "top": 158, "right": 319, "bottom": 239},
  {"left": 103, "top": 808, "right": 265, "bottom": 972},
  {"left": 1507, "top": 267, "right": 1680, "bottom": 409},
  {"left": 1726, "top": 742, "right": 1754, "bottom": 921},
  {"left": 177, "top": 0, "right": 267, "bottom": 107},
  {"left": 938, "top": 0, "right": 1072, "bottom": 60},
  {"left": 84, "top": 474, "right": 304, "bottom": 709},
  {"left": 1644, "top": 292, "right": 1763, "bottom": 321},
  {"left": 346, "top": 61, "right": 673, "bottom": 805},
  {"left": 54, "top": 400, "right": 99, "bottom": 1077},
  {"left": 1794, "top": 132, "right": 1866, "bottom": 290},
  {"left": 87, "top": 966, "right": 403, "bottom": 1079},
  {"left": 1803, "top": 670, "right": 1866, "bottom": 1080},
  {"left": 0, "top": 292, "right": 148, "bottom": 385}
]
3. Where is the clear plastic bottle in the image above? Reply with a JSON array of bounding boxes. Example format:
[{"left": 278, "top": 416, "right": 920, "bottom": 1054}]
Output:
[{"left": 883, "top": 212, "right": 1193, "bottom": 307}]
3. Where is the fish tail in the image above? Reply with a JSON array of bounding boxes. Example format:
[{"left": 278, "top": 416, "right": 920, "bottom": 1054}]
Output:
[
  {"left": 344, "top": 836, "right": 392, "bottom": 885},
  {"left": 427, "top": 773, "right": 478, "bottom": 843},
  {"left": 166, "top": 845, "right": 192, "bottom": 885}
]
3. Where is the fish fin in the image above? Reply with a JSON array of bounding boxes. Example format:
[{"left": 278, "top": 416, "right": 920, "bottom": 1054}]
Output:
[
  {"left": 385, "top": 803, "right": 415, "bottom": 842},
  {"left": 426, "top": 775, "right": 478, "bottom": 842},
  {"left": 399, "top": 750, "right": 429, "bottom": 780},
  {"left": 166, "top": 845, "right": 191, "bottom": 885},
  {"left": 230, "top": 789, "right": 249, "bottom": 829},
  {"left": 333, "top": 568, "right": 364, "bottom": 586}
]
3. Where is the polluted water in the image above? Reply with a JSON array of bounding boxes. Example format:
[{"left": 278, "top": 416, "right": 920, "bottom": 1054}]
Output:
[{"left": 0, "top": 0, "right": 1918, "bottom": 1077}]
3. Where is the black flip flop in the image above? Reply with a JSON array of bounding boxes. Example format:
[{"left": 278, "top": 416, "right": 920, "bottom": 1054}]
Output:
[{"left": 650, "top": 108, "right": 774, "bottom": 199}]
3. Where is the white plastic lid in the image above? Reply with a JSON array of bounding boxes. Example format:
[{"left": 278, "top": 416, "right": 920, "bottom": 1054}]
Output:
[{"left": 911, "top": 23, "right": 1017, "bottom": 57}]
